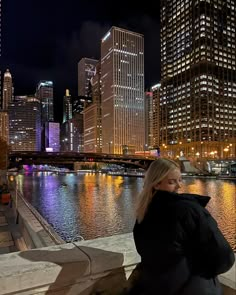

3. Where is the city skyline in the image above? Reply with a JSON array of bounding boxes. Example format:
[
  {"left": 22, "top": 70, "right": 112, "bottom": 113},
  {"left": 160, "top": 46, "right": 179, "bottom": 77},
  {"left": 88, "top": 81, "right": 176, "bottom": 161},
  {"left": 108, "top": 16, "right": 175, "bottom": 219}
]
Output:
[{"left": 1, "top": 0, "right": 161, "bottom": 122}]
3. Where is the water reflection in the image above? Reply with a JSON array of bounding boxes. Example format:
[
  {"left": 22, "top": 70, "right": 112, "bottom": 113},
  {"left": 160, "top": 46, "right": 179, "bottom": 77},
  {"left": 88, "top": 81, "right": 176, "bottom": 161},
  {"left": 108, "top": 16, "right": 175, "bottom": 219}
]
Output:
[
  {"left": 180, "top": 178, "right": 235, "bottom": 249},
  {"left": 18, "top": 173, "right": 235, "bottom": 250}
]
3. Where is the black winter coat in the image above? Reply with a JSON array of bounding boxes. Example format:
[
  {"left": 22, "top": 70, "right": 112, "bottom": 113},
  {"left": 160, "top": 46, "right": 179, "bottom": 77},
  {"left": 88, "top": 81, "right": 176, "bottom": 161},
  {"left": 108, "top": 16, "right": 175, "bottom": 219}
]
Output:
[{"left": 130, "top": 191, "right": 235, "bottom": 295}]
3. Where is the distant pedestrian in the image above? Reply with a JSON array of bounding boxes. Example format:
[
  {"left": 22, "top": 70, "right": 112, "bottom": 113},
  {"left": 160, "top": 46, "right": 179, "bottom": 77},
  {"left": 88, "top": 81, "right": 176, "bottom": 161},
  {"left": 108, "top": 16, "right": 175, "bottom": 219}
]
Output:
[{"left": 128, "top": 158, "right": 235, "bottom": 295}]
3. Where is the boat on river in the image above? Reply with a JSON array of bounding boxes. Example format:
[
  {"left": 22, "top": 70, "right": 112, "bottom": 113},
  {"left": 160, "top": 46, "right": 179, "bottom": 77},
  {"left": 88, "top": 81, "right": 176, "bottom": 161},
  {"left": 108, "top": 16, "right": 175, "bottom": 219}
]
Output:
[{"left": 107, "top": 170, "right": 145, "bottom": 177}]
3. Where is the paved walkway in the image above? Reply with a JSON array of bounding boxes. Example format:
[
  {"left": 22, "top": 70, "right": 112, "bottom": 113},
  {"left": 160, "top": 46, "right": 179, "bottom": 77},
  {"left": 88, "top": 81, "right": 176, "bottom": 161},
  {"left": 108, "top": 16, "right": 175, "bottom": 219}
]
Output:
[{"left": 0, "top": 203, "right": 27, "bottom": 254}]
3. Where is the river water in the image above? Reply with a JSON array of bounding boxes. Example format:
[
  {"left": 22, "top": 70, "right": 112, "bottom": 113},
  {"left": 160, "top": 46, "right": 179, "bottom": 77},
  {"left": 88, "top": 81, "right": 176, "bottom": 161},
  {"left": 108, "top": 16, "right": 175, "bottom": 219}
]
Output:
[{"left": 16, "top": 172, "right": 236, "bottom": 250}]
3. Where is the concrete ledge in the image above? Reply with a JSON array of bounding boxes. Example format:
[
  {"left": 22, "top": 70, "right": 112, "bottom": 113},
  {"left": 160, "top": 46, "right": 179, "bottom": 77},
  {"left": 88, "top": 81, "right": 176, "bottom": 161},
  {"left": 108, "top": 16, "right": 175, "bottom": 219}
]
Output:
[
  {"left": 75, "top": 233, "right": 141, "bottom": 267},
  {"left": 77, "top": 233, "right": 236, "bottom": 292},
  {"left": 15, "top": 196, "right": 64, "bottom": 249},
  {"left": 0, "top": 233, "right": 234, "bottom": 294},
  {"left": 0, "top": 243, "right": 90, "bottom": 294}
]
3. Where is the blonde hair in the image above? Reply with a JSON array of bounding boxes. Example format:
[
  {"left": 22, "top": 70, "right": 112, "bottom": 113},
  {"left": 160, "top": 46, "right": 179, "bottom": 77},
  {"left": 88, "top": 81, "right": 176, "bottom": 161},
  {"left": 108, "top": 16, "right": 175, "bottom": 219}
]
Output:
[{"left": 136, "top": 158, "right": 180, "bottom": 223}]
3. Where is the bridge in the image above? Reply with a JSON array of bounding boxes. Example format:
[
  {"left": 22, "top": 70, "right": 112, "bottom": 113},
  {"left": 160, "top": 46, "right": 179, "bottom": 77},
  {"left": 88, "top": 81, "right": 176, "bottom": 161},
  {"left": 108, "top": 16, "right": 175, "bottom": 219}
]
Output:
[{"left": 8, "top": 151, "right": 156, "bottom": 170}]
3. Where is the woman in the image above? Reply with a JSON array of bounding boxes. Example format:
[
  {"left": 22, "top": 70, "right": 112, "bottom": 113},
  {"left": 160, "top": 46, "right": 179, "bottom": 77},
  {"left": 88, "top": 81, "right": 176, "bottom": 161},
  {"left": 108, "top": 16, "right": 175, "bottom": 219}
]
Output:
[{"left": 128, "top": 158, "right": 235, "bottom": 295}]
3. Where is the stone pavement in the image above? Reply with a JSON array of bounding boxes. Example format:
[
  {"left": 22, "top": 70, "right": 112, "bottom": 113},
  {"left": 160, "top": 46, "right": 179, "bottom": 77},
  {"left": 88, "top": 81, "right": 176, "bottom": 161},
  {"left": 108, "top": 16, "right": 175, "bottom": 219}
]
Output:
[{"left": 0, "top": 203, "right": 27, "bottom": 254}]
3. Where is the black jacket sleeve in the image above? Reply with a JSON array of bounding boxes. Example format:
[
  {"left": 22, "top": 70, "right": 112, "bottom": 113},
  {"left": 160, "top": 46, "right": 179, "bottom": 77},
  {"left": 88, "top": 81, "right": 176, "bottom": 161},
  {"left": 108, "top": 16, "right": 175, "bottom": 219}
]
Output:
[{"left": 181, "top": 203, "right": 235, "bottom": 279}]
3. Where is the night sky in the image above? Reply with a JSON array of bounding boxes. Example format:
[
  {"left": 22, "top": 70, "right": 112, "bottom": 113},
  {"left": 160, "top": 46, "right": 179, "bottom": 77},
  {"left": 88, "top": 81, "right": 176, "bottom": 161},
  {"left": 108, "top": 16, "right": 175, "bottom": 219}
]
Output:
[{"left": 1, "top": 0, "right": 160, "bottom": 122}]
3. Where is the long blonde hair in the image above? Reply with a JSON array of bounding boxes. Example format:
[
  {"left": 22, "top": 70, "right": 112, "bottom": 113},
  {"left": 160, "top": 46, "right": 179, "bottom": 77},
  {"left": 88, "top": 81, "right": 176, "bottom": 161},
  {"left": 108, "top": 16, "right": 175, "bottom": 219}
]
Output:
[{"left": 136, "top": 158, "right": 180, "bottom": 223}]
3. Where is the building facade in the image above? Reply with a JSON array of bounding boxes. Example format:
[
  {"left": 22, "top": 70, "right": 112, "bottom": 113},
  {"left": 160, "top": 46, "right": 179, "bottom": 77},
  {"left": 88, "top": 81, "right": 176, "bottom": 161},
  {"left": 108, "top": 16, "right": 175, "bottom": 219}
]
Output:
[
  {"left": 151, "top": 84, "right": 161, "bottom": 150},
  {"left": 83, "top": 103, "right": 102, "bottom": 153},
  {"left": 144, "top": 91, "right": 154, "bottom": 149},
  {"left": 44, "top": 122, "right": 60, "bottom": 152},
  {"left": 160, "top": 0, "right": 236, "bottom": 159},
  {"left": 2, "top": 69, "right": 13, "bottom": 110},
  {"left": 83, "top": 62, "right": 102, "bottom": 153},
  {"left": 60, "top": 114, "right": 84, "bottom": 152},
  {"left": 78, "top": 58, "right": 98, "bottom": 97},
  {"left": 72, "top": 96, "right": 92, "bottom": 114},
  {"left": 63, "top": 89, "right": 72, "bottom": 123},
  {"left": 9, "top": 96, "right": 41, "bottom": 151},
  {"left": 36, "top": 80, "right": 54, "bottom": 125},
  {"left": 101, "top": 26, "right": 145, "bottom": 154},
  {"left": 0, "top": 111, "right": 9, "bottom": 143}
]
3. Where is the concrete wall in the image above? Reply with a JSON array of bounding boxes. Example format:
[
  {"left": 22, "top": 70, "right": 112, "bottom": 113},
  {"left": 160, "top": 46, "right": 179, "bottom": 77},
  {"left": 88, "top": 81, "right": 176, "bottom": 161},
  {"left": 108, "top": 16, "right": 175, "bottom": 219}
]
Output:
[
  {"left": 0, "top": 233, "right": 235, "bottom": 295},
  {"left": 14, "top": 193, "right": 64, "bottom": 249}
]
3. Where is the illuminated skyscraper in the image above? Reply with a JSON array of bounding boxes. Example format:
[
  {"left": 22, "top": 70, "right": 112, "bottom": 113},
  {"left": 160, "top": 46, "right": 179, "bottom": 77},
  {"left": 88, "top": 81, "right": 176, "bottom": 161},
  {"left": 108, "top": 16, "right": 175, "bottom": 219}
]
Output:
[
  {"left": 44, "top": 122, "right": 60, "bottom": 152},
  {"left": 151, "top": 84, "right": 161, "bottom": 149},
  {"left": 101, "top": 26, "right": 145, "bottom": 154},
  {"left": 63, "top": 89, "right": 72, "bottom": 123},
  {"left": 144, "top": 90, "right": 154, "bottom": 149},
  {"left": 2, "top": 69, "right": 13, "bottom": 110},
  {"left": 0, "top": 111, "right": 9, "bottom": 143},
  {"left": 78, "top": 58, "right": 98, "bottom": 97},
  {"left": 9, "top": 96, "right": 41, "bottom": 151},
  {"left": 84, "top": 62, "right": 102, "bottom": 153},
  {"left": 160, "top": 0, "right": 236, "bottom": 158},
  {"left": 36, "top": 80, "right": 54, "bottom": 124}
]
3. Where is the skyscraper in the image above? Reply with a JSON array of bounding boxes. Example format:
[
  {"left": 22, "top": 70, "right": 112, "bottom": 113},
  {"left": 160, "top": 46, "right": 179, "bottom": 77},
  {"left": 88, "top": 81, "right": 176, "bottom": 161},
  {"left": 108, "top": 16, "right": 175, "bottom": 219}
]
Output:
[
  {"left": 160, "top": 0, "right": 236, "bottom": 158},
  {"left": 78, "top": 58, "right": 98, "bottom": 97},
  {"left": 63, "top": 89, "right": 72, "bottom": 123},
  {"left": 36, "top": 80, "right": 54, "bottom": 124},
  {"left": 101, "top": 26, "right": 145, "bottom": 154},
  {"left": 44, "top": 122, "right": 60, "bottom": 152},
  {"left": 83, "top": 62, "right": 102, "bottom": 153},
  {"left": 2, "top": 69, "right": 13, "bottom": 110},
  {"left": 144, "top": 90, "right": 154, "bottom": 149},
  {"left": 151, "top": 84, "right": 161, "bottom": 149},
  {"left": 0, "top": 111, "right": 9, "bottom": 144},
  {"left": 9, "top": 96, "right": 41, "bottom": 151}
]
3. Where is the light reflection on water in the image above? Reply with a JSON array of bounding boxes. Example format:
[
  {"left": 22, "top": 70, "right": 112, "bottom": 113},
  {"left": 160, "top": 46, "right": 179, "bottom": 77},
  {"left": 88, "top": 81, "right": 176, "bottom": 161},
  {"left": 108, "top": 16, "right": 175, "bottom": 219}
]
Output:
[{"left": 19, "top": 173, "right": 235, "bottom": 250}]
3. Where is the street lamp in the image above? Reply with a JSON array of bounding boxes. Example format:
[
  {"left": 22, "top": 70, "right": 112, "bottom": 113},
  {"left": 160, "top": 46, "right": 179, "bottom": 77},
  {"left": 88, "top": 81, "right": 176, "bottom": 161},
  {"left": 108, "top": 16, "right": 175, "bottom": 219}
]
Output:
[
  {"left": 229, "top": 144, "right": 233, "bottom": 157},
  {"left": 224, "top": 147, "right": 229, "bottom": 159},
  {"left": 200, "top": 141, "right": 203, "bottom": 158},
  {"left": 144, "top": 144, "right": 148, "bottom": 156}
]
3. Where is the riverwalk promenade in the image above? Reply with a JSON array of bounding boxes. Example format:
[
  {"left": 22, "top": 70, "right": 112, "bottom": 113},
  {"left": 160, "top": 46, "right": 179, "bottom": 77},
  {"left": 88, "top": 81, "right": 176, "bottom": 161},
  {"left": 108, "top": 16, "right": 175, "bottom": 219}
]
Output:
[
  {"left": 0, "top": 203, "right": 27, "bottom": 254},
  {"left": 0, "top": 199, "right": 235, "bottom": 294}
]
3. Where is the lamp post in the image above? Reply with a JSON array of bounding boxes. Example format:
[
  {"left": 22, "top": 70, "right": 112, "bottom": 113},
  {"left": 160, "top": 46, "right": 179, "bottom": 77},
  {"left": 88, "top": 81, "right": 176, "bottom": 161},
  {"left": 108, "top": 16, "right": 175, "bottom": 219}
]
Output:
[
  {"left": 229, "top": 143, "right": 233, "bottom": 158},
  {"left": 224, "top": 147, "right": 229, "bottom": 159},
  {"left": 200, "top": 141, "right": 203, "bottom": 158},
  {"left": 144, "top": 144, "right": 148, "bottom": 156}
]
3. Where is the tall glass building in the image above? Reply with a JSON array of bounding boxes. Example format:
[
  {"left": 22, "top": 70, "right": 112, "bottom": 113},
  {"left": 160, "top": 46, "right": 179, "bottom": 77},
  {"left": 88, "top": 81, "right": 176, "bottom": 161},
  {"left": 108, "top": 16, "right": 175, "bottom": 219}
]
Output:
[
  {"left": 101, "top": 26, "right": 145, "bottom": 154},
  {"left": 36, "top": 80, "right": 54, "bottom": 125},
  {"left": 44, "top": 122, "right": 60, "bottom": 152},
  {"left": 78, "top": 57, "right": 98, "bottom": 97},
  {"left": 63, "top": 89, "right": 72, "bottom": 123},
  {"left": 160, "top": 0, "right": 236, "bottom": 158}
]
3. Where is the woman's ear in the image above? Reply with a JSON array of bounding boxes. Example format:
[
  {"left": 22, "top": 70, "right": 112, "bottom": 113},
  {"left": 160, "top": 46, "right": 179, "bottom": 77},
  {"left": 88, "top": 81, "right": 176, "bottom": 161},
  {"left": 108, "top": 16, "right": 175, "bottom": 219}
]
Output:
[{"left": 153, "top": 183, "right": 160, "bottom": 190}]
